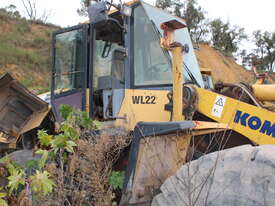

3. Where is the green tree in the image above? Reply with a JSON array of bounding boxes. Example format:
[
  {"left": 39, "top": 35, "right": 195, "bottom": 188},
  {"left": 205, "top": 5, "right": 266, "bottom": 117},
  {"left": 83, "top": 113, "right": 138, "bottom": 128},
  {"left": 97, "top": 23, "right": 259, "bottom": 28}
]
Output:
[
  {"left": 182, "top": 0, "right": 208, "bottom": 42},
  {"left": 5, "top": 4, "right": 21, "bottom": 18},
  {"left": 209, "top": 18, "right": 247, "bottom": 55},
  {"left": 156, "top": 0, "right": 209, "bottom": 43},
  {"left": 252, "top": 30, "right": 275, "bottom": 72},
  {"left": 0, "top": 4, "right": 21, "bottom": 19},
  {"left": 238, "top": 49, "right": 251, "bottom": 68},
  {"left": 77, "top": 0, "right": 91, "bottom": 17},
  {"left": 21, "top": 0, "right": 52, "bottom": 23},
  {"left": 156, "top": 0, "right": 173, "bottom": 10}
]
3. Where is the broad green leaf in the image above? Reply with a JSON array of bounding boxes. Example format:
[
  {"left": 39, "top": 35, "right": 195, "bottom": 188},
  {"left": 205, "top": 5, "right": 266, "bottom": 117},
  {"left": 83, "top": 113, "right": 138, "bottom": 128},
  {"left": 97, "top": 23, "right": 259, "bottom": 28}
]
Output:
[
  {"left": 26, "top": 160, "right": 39, "bottom": 170},
  {"left": 93, "top": 120, "right": 102, "bottom": 129},
  {"left": 0, "top": 190, "right": 7, "bottom": 206},
  {"left": 0, "top": 192, "right": 6, "bottom": 198},
  {"left": 50, "top": 134, "right": 67, "bottom": 149},
  {"left": 0, "top": 156, "right": 15, "bottom": 175},
  {"left": 59, "top": 123, "right": 70, "bottom": 133},
  {"left": 37, "top": 130, "right": 53, "bottom": 146},
  {"left": 0, "top": 199, "right": 8, "bottom": 206},
  {"left": 0, "top": 155, "right": 9, "bottom": 164},
  {"left": 60, "top": 124, "right": 79, "bottom": 140},
  {"left": 30, "top": 171, "right": 55, "bottom": 196},
  {"left": 1, "top": 156, "right": 23, "bottom": 176},
  {"left": 7, "top": 170, "right": 25, "bottom": 193},
  {"left": 48, "top": 151, "right": 56, "bottom": 160},
  {"left": 59, "top": 104, "right": 73, "bottom": 120},
  {"left": 35, "top": 149, "right": 49, "bottom": 169},
  {"left": 79, "top": 111, "right": 93, "bottom": 128},
  {"left": 65, "top": 140, "right": 77, "bottom": 153}
]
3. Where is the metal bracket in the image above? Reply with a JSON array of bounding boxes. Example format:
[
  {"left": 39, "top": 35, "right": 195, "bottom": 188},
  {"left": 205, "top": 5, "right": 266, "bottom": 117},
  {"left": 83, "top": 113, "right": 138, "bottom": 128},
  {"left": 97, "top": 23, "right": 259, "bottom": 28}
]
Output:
[{"left": 160, "top": 19, "right": 185, "bottom": 50}]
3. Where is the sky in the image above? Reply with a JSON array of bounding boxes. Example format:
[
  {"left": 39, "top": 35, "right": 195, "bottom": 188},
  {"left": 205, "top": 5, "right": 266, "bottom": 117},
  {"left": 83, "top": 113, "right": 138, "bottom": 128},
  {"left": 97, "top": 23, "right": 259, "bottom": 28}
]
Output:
[
  {"left": 0, "top": 0, "right": 274, "bottom": 51},
  {"left": 1, "top": 0, "right": 274, "bottom": 31},
  {"left": 198, "top": 0, "right": 275, "bottom": 35}
]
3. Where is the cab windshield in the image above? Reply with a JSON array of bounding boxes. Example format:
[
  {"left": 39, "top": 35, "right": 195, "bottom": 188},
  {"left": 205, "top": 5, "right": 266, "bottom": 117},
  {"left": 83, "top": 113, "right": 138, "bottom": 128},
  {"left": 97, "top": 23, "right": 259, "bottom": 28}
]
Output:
[{"left": 134, "top": 6, "right": 172, "bottom": 86}]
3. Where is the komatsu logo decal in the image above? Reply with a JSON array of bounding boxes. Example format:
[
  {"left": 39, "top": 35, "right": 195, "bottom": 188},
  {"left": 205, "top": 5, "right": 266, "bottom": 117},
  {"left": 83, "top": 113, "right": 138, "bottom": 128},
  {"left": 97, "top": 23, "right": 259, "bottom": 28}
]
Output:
[{"left": 234, "top": 110, "right": 275, "bottom": 138}]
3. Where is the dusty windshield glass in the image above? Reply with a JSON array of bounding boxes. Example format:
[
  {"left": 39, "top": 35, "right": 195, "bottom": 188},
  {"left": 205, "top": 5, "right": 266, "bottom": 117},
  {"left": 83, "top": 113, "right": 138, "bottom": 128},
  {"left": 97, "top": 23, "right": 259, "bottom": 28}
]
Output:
[
  {"left": 142, "top": 3, "right": 204, "bottom": 87},
  {"left": 54, "top": 29, "right": 85, "bottom": 94},
  {"left": 134, "top": 6, "right": 172, "bottom": 86}
]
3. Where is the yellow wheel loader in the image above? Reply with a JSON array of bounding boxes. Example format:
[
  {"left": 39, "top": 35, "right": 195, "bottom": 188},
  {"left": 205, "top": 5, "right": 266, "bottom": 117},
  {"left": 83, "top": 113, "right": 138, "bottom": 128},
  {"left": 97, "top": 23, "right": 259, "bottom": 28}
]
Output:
[{"left": 1, "top": 0, "right": 275, "bottom": 205}]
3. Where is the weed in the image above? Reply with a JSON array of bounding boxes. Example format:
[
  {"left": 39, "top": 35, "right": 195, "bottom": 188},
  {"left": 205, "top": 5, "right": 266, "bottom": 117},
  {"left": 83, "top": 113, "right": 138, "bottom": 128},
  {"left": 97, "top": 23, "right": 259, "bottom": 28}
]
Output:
[
  {"left": 16, "top": 20, "right": 30, "bottom": 34},
  {"left": 32, "top": 37, "right": 49, "bottom": 48},
  {"left": 109, "top": 171, "right": 125, "bottom": 190},
  {"left": 21, "top": 78, "right": 34, "bottom": 88},
  {"left": 45, "top": 30, "right": 52, "bottom": 38},
  {"left": 0, "top": 9, "right": 53, "bottom": 90},
  {"left": 42, "top": 106, "right": 130, "bottom": 206}
]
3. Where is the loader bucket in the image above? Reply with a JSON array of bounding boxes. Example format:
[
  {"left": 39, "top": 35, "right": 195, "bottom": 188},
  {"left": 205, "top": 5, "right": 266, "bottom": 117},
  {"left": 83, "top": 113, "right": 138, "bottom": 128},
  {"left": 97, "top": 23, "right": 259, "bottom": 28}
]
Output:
[
  {"left": 121, "top": 121, "right": 195, "bottom": 205},
  {"left": 0, "top": 73, "right": 49, "bottom": 144}
]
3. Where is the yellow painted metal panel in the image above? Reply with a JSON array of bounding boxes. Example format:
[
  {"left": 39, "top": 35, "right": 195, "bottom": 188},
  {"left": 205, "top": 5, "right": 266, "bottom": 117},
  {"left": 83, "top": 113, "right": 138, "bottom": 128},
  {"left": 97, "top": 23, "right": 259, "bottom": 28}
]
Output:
[
  {"left": 252, "top": 84, "right": 275, "bottom": 101},
  {"left": 86, "top": 88, "right": 90, "bottom": 114},
  {"left": 115, "top": 89, "right": 171, "bottom": 130},
  {"left": 196, "top": 88, "right": 275, "bottom": 145},
  {"left": 172, "top": 47, "right": 183, "bottom": 121},
  {"left": 115, "top": 87, "right": 275, "bottom": 145}
]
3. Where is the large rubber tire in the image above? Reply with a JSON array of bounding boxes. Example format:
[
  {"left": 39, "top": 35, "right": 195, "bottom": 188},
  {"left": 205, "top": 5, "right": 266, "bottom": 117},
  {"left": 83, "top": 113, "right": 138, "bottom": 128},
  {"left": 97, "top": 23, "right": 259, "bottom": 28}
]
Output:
[{"left": 152, "top": 145, "right": 275, "bottom": 206}]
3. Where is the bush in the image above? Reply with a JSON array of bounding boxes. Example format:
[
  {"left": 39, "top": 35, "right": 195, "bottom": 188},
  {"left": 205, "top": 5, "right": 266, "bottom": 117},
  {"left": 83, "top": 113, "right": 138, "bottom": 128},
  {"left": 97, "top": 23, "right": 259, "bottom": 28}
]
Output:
[
  {"left": 0, "top": 5, "right": 21, "bottom": 22},
  {"left": 16, "top": 20, "right": 31, "bottom": 34},
  {"left": 0, "top": 43, "right": 37, "bottom": 65},
  {"left": 0, "top": 105, "right": 131, "bottom": 205},
  {"left": 32, "top": 37, "right": 49, "bottom": 48},
  {"left": 41, "top": 105, "right": 131, "bottom": 206},
  {"left": 0, "top": 9, "right": 10, "bottom": 22},
  {"left": 0, "top": 6, "right": 52, "bottom": 91}
]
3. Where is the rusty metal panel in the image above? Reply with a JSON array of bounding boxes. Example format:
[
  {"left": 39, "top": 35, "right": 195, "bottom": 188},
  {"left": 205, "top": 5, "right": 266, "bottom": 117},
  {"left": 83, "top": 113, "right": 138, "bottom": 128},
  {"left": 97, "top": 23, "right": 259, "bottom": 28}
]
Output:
[
  {"left": 129, "top": 134, "right": 191, "bottom": 204},
  {"left": 0, "top": 73, "right": 49, "bottom": 144}
]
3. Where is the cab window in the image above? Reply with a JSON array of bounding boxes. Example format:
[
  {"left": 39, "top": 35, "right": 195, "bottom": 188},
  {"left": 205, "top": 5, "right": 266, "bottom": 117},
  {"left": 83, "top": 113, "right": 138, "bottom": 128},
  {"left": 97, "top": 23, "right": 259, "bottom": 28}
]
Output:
[
  {"left": 134, "top": 6, "right": 172, "bottom": 86},
  {"left": 53, "top": 28, "right": 85, "bottom": 94}
]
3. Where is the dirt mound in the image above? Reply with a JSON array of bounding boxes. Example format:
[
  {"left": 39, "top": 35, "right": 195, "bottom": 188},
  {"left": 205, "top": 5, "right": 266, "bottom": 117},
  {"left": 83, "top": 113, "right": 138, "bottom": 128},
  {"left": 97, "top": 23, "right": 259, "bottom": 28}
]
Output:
[
  {"left": 0, "top": 12, "right": 59, "bottom": 93},
  {"left": 195, "top": 43, "right": 254, "bottom": 84}
]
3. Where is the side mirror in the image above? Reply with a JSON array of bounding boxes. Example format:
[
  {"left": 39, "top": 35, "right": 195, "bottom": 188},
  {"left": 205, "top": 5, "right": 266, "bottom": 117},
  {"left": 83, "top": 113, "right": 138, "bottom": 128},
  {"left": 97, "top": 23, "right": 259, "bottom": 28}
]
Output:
[{"left": 88, "top": 1, "right": 124, "bottom": 30}]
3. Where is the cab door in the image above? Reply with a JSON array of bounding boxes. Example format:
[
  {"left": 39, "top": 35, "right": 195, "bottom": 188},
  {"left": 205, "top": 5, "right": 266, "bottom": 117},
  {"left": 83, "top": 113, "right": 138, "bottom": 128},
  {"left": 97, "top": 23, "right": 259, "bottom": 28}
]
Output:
[{"left": 51, "top": 25, "right": 89, "bottom": 121}]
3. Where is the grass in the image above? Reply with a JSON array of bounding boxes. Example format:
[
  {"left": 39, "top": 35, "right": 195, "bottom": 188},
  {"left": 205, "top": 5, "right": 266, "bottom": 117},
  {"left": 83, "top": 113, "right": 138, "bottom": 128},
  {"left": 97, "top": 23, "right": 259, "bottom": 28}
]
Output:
[
  {"left": 0, "top": 42, "right": 47, "bottom": 68},
  {"left": 0, "top": 8, "right": 56, "bottom": 92},
  {"left": 32, "top": 37, "right": 50, "bottom": 48},
  {"left": 16, "top": 19, "right": 31, "bottom": 33},
  {"left": 0, "top": 31, "right": 51, "bottom": 92}
]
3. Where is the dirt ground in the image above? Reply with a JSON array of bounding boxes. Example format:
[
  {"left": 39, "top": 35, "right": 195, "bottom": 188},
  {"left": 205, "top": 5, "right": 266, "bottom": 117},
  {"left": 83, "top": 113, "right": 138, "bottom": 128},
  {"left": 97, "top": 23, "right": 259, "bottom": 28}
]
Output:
[{"left": 195, "top": 43, "right": 255, "bottom": 84}]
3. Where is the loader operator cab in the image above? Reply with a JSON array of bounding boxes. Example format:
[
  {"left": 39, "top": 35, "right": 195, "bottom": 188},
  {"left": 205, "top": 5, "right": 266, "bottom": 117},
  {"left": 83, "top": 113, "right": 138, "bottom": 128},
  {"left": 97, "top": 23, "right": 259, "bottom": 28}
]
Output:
[{"left": 51, "top": 1, "right": 204, "bottom": 122}]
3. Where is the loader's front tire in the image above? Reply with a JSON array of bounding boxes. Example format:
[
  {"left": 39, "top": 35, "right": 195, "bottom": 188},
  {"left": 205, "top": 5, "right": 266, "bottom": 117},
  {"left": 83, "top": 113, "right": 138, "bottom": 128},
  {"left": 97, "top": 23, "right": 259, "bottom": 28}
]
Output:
[{"left": 152, "top": 145, "right": 275, "bottom": 206}]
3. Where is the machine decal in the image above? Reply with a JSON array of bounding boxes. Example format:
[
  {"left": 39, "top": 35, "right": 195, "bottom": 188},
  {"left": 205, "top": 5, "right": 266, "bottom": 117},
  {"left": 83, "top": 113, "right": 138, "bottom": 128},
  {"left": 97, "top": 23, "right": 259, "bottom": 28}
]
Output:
[
  {"left": 234, "top": 110, "right": 275, "bottom": 138},
  {"left": 211, "top": 95, "right": 226, "bottom": 118},
  {"left": 132, "top": 96, "right": 156, "bottom": 104}
]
